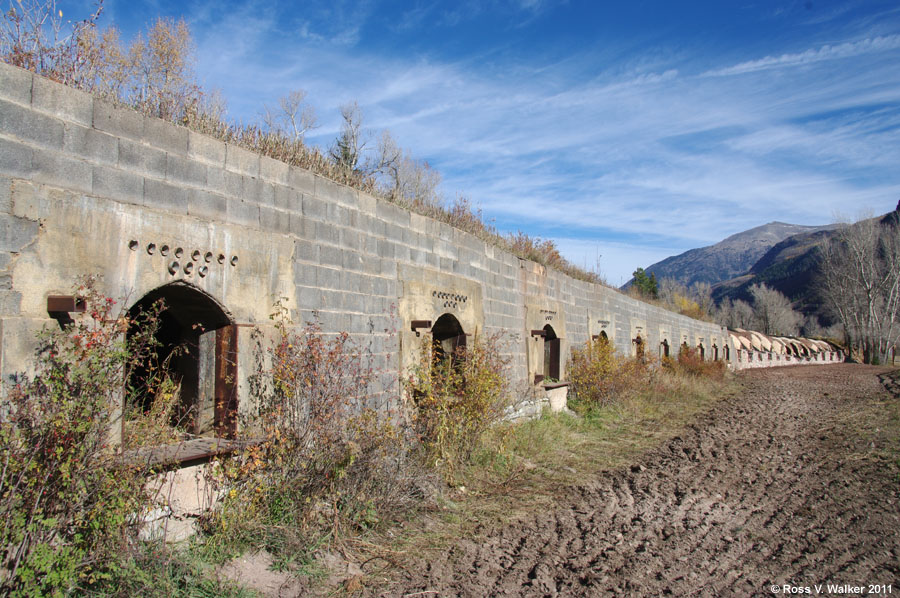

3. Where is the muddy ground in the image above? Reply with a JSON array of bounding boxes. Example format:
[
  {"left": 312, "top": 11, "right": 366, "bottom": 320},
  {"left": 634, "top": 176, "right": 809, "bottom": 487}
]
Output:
[{"left": 363, "top": 365, "right": 900, "bottom": 597}]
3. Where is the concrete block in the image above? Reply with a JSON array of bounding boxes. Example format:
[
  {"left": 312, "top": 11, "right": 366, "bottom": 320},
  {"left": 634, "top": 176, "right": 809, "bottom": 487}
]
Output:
[
  {"left": 293, "top": 239, "right": 319, "bottom": 262},
  {"left": 0, "top": 213, "right": 39, "bottom": 251},
  {"left": 394, "top": 244, "right": 410, "bottom": 262},
  {"left": 259, "top": 206, "right": 290, "bottom": 234},
  {"left": 290, "top": 214, "right": 316, "bottom": 240},
  {"left": 321, "top": 290, "right": 345, "bottom": 310},
  {"left": 187, "top": 189, "right": 227, "bottom": 221},
  {"left": 359, "top": 192, "right": 376, "bottom": 215},
  {"left": 0, "top": 177, "right": 10, "bottom": 213},
  {"left": 187, "top": 130, "right": 225, "bottom": 165},
  {"left": 358, "top": 214, "right": 385, "bottom": 236},
  {"left": 302, "top": 195, "right": 326, "bottom": 220},
  {"left": 0, "top": 62, "right": 32, "bottom": 105},
  {"left": 317, "top": 176, "right": 358, "bottom": 209},
  {"left": 225, "top": 198, "right": 259, "bottom": 227},
  {"left": 274, "top": 185, "right": 301, "bottom": 211},
  {"left": 92, "top": 165, "right": 143, "bottom": 206},
  {"left": 32, "top": 148, "right": 91, "bottom": 193},
  {"left": 384, "top": 223, "right": 406, "bottom": 244},
  {"left": 344, "top": 271, "right": 375, "bottom": 295},
  {"left": 118, "top": 138, "right": 167, "bottom": 178},
  {"left": 315, "top": 221, "right": 339, "bottom": 245},
  {"left": 63, "top": 124, "right": 117, "bottom": 164},
  {"left": 207, "top": 167, "right": 242, "bottom": 198},
  {"left": 316, "top": 266, "right": 341, "bottom": 290},
  {"left": 93, "top": 99, "right": 143, "bottom": 140},
  {"left": 343, "top": 292, "right": 367, "bottom": 313},
  {"left": 10, "top": 180, "right": 42, "bottom": 219},
  {"left": 320, "top": 245, "right": 342, "bottom": 268},
  {"left": 327, "top": 202, "right": 350, "bottom": 226},
  {"left": 379, "top": 258, "right": 398, "bottom": 278},
  {"left": 0, "top": 289, "right": 22, "bottom": 315},
  {"left": 144, "top": 178, "right": 189, "bottom": 215},
  {"left": 339, "top": 227, "right": 361, "bottom": 251},
  {"left": 31, "top": 76, "right": 92, "bottom": 126},
  {"left": 259, "top": 155, "right": 289, "bottom": 185},
  {"left": 144, "top": 117, "right": 188, "bottom": 155},
  {"left": 0, "top": 137, "right": 34, "bottom": 179},
  {"left": 288, "top": 167, "right": 316, "bottom": 196},
  {"left": 292, "top": 260, "right": 317, "bottom": 287},
  {"left": 242, "top": 177, "right": 275, "bottom": 206},
  {"left": 376, "top": 200, "right": 410, "bottom": 227},
  {"left": 224, "top": 144, "right": 259, "bottom": 177},
  {"left": 296, "top": 285, "right": 323, "bottom": 310},
  {"left": 167, "top": 154, "right": 207, "bottom": 187},
  {"left": 0, "top": 97, "right": 65, "bottom": 149},
  {"left": 342, "top": 249, "right": 364, "bottom": 272}
]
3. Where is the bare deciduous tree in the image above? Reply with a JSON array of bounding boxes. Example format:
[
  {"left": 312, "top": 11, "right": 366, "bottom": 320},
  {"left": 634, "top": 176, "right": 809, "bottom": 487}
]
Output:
[
  {"left": 820, "top": 212, "right": 900, "bottom": 364},
  {"left": 749, "top": 283, "right": 802, "bottom": 336},
  {"left": 262, "top": 89, "right": 318, "bottom": 142},
  {"left": 330, "top": 100, "right": 365, "bottom": 172},
  {"left": 714, "top": 298, "right": 754, "bottom": 329}
]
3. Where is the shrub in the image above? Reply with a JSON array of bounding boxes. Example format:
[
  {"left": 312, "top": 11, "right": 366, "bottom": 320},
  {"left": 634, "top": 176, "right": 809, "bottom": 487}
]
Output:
[
  {"left": 202, "top": 305, "right": 423, "bottom": 560},
  {"left": 670, "top": 346, "right": 726, "bottom": 379},
  {"left": 0, "top": 279, "right": 161, "bottom": 596},
  {"left": 567, "top": 337, "right": 645, "bottom": 412},
  {"left": 404, "top": 331, "right": 512, "bottom": 481}
]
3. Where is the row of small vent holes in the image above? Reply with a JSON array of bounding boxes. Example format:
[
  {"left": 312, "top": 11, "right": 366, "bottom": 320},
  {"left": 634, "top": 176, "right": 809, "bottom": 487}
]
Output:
[{"left": 127, "top": 240, "right": 238, "bottom": 277}]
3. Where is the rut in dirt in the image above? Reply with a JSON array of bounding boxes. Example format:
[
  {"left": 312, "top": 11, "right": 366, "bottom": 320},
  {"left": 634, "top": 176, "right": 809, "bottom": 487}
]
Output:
[{"left": 372, "top": 365, "right": 900, "bottom": 597}]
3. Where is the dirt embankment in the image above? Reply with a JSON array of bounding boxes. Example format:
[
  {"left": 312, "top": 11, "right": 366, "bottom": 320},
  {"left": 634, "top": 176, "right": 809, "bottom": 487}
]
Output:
[{"left": 370, "top": 365, "right": 900, "bottom": 597}]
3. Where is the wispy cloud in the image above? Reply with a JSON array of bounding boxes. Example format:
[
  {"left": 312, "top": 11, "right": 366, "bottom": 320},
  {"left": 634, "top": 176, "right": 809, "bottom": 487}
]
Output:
[
  {"left": 705, "top": 34, "right": 900, "bottom": 77},
  {"left": 175, "top": 0, "right": 900, "bottom": 283}
]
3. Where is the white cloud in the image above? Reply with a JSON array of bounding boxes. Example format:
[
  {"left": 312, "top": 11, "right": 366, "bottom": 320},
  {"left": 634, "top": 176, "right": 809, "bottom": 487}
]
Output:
[{"left": 705, "top": 34, "right": 900, "bottom": 77}]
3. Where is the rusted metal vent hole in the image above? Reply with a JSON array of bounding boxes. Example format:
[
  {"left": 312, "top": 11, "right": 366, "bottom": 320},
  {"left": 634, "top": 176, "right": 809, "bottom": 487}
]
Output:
[
  {"left": 147, "top": 243, "right": 156, "bottom": 255},
  {"left": 204, "top": 251, "right": 213, "bottom": 263},
  {"left": 160, "top": 244, "right": 170, "bottom": 256},
  {"left": 168, "top": 261, "right": 179, "bottom": 275},
  {"left": 174, "top": 247, "right": 184, "bottom": 258},
  {"left": 217, "top": 253, "right": 225, "bottom": 264},
  {"left": 230, "top": 255, "right": 238, "bottom": 267},
  {"left": 198, "top": 265, "right": 209, "bottom": 277},
  {"left": 183, "top": 262, "right": 194, "bottom": 275},
  {"left": 192, "top": 250, "right": 201, "bottom": 261},
  {"left": 128, "top": 240, "right": 139, "bottom": 251}
]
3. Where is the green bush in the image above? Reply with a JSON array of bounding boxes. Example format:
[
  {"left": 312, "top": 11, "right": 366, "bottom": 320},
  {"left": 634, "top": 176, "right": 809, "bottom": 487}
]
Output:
[
  {"left": 567, "top": 336, "right": 644, "bottom": 412},
  {"left": 404, "top": 331, "right": 512, "bottom": 481},
  {"left": 0, "top": 279, "right": 160, "bottom": 597}
]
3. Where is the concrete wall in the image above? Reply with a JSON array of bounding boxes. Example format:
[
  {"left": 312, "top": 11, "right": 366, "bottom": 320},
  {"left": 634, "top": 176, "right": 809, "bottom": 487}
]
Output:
[{"left": 0, "top": 61, "right": 733, "bottom": 425}]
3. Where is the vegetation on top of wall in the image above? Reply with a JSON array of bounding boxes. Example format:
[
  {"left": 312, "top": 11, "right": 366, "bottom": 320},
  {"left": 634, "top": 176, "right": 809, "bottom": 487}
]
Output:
[{"left": 0, "top": 0, "right": 604, "bottom": 285}]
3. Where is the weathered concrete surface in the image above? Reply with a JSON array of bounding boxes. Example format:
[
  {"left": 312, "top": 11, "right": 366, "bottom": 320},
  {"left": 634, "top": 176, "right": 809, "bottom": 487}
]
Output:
[{"left": 0, "top": 61, "right": 815, "bottom": 429}]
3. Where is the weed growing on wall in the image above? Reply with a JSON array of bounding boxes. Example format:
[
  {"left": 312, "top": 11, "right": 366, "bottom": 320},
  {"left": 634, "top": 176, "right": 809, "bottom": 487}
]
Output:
[
  {"left": 202, "top": 304, "right": 425, "bottom": 562},
  {"left": 0, "top": 278, "right": 164, "bottom": 596},
  {"left": 404, "top": 331, "right": 513, "bottom": 482}
]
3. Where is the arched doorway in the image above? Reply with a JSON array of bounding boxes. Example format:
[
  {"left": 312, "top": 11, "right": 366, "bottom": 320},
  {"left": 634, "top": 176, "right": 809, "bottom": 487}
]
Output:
[
  {"left": 698, "top": 342, "right": 705, "bottom": 360},
  {"left": 713, "top": 344, "right": 719, "bottom": 361},
  {"left": 127, "top": 283, "right": 237, "bottom": 438},
  {"left": 543, "top": 324, "right": 560, "bottom": 381},
  {"left": 633, "top": 334, "right": 644, "bottom": 359},
  {"left": 660, "top": 339, "right": 670, "bottom": 358},
  {"left": 431, "top": 313, "right": 466, "bottom": 368}
]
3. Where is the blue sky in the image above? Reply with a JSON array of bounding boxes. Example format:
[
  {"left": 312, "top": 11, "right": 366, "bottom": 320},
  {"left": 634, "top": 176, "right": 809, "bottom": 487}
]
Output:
[{"left": 66, "top": 0, "right": 900, "bottom": 285}]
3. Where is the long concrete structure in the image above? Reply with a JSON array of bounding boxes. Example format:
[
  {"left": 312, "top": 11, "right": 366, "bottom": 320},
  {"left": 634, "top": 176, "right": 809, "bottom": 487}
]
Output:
[{"left": 0, "top": 62, "right": 839, "bottom": 441}]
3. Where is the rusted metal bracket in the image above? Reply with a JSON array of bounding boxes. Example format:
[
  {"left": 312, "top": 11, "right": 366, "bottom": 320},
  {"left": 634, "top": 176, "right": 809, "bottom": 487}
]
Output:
[
  {"left": 47, "top": 295, "right": 86, "bottom": 328},
  {"left": 411, "top": 320, "right": 432, "bottom": 337}
]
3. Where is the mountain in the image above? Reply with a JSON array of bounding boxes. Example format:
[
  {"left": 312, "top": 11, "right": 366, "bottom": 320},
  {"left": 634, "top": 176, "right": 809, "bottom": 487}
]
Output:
[
  {"left": 710, "top": 228, "right": 839, "bottom": 319},
  {"left": 712, "top": 203, "right": 900, "bottom": 321},
  {"left": 623, "top": 222, "right": 838, "bottom": 289}
]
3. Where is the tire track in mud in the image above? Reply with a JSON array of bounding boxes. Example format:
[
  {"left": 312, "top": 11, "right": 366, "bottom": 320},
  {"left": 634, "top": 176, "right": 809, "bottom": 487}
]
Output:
[{"left": 373, "top": 365, "right": 900, "bottom": 597}]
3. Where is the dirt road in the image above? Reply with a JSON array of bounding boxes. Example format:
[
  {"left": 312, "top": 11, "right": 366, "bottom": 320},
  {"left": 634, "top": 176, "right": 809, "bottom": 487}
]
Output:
[{"left": 373, "top": 365, "right": 900, "bottom": 597}]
